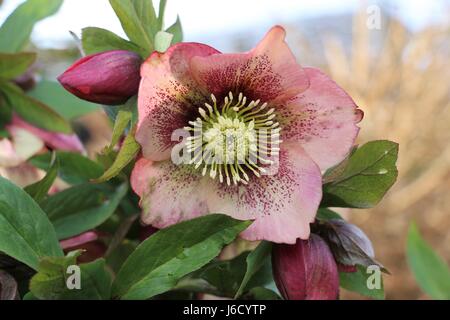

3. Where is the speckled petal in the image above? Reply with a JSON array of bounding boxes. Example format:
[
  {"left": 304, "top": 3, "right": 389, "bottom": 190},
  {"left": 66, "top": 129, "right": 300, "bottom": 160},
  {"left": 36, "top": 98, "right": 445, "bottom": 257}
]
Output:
[
  {"left": 280, "top": 67, "right": 363, "bottom": 170},
  {"left": 131, "top": 158, "right": 209, "bottom": 227},
  {"left": 204, "top": 143, "right": 322, "bottom": 244},
  {"left": 190, "top": 25, "right": 309, "bottom": 104},
  {"left": 132, "top": 143, "right": 322, "bottom": 244},
  {"left": 136, "top": 43, "right": 220, "bottom": 162}
]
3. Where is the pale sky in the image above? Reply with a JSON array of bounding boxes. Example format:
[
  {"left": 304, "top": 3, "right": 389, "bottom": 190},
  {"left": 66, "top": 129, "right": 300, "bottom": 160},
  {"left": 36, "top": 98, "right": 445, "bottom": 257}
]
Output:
[{"left": 0, "top": 0, "right": 448, "bottom": 50}]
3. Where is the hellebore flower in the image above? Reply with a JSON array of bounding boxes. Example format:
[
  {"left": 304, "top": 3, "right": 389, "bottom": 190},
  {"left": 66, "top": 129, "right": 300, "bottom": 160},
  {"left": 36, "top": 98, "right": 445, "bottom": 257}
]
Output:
[
  {"left": 0, "top": 115, "right": 83, "bottom": 187},
  {"left": 272, "top": 234, "right": 339, "bottom": 300},
  {"left": 58, "top": 50, "right": 142, "bottom": 105},
  {"left": 131, "top": 26, "right": 363, "bottom": 243}
]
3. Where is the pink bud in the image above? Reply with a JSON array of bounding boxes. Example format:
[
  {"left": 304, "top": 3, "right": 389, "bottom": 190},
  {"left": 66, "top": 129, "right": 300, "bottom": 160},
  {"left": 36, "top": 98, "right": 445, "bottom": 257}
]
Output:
[
  {"left": 272, "top": 234, "right": 339, "bottom": 300},
  {"left": 58, "top": 50, "right": 142, "bottom": 105}
]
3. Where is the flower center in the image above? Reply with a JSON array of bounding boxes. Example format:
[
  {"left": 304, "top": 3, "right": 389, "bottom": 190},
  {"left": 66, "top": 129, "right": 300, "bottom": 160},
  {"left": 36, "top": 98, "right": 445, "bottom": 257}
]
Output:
[{"left": 185, "top": 92, "right": 282, "bottom": 186}]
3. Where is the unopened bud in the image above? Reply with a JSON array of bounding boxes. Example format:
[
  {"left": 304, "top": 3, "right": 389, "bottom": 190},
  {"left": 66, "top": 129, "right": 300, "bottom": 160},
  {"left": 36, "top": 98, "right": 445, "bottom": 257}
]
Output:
[
  {"left": 58, "top": 50, "right": 142, "bottom": 105},
  {"left": 272, "top": 234, "right": 339, "bottom": 300}
]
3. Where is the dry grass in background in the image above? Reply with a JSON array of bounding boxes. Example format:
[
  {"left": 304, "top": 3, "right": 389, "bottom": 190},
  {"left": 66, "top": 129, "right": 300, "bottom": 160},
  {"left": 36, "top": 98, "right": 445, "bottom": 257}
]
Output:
[{"left": 289, "top": 11, "right": 449, "bottom": 299}]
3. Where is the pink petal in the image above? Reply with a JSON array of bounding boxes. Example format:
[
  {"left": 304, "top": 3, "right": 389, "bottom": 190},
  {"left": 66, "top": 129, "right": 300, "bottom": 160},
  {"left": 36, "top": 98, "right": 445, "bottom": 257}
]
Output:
[
  {"left": 190, "top": 25, "right": 309, "bottom": 104},
  {"left": 11, "top": 116, "right": 84, "bottom": 153},
  {"left": 0, "top": 139, "right": 23, "bottom": 167},
  {"left": 131, "top": 157, "right": 209, "bottom": 227},
  {"left": 0, "top": 163, "right": 44, "bottom": 188},
  {"left": 280, "top": 67, "right": 363, "bottom": 170},
  {"left": 236, "top": 144, "right": 322, "bottom": 244},
  {"left": 132, "top": 143, "right": 322, "bottom": 244},
  {"left": 60, "top": 231, "right": 100, "bottom": 249},
  {"left": 136, "top": 43, "right": 220, "bottom": 162},
  {"left": 5, "top": 125, "right": 44, "bottom": 162}
]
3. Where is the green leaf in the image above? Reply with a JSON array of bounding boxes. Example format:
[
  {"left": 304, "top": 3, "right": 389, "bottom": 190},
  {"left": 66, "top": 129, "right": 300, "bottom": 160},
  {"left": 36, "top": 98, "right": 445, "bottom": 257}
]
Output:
[
  {"left": 0, "top": 0, "right": 63, "bottom": 53},
  {"left": 407, "top": 223, "right": 450, "bottom": 299},
  {"left": 28, "top": 81, "right": 98, "bottom": 120},
  {"left": 193, "top": 253, "right": 249, "bottom": 298},
  {"left": 81, "top": 27, "right": 143, "bottom": 56},
  {"left": 0, "top": 176, "right": 63, "bottom": 270},
  {"left": 133, "top": 0, "right": 159, "bottom": 33},
  {"left": 158, "top": 0, "right": 167, "bottom": 30},
  {"left": 22, "top": 292, "right": 38, "bottom": 300},
  {"left": 42, "top": 183, "right": 128, "bottom": 240},
  {"left": 29, "top": 250, "right": 80, "bottom": 300},
  {"left": 242, "top": 287, "right": 282, "bottom": 300},
  {"left": 75, "top": 259, "right": 113, "bottom": 300},
  {"left": 40, "top": 184, "right": 118, "bottom": 236},
  {"left": 167, "top": 16, "right": 183, "bottom": 44},
  {"left": 104, "top": 107, "right": 133, "bottom": 154},
  {"left": 194, "top": 246, "right": 273, "bottom": 299},
  {"left": 112, "top": 214, "right": 252, "bottom": 300},
  {"left": 154, "top": 31, "right": 174, "bottom": 53},
  {"left": 316, "top": 208, "right": 343, "bottom": 221},
  {"left": 30, "top": 152, "right": 104, "bottom": 185},
  {"left": 41, "top": 184, "right": 105, "bottom": 220},
  {"left": 0, "top": 95, "right": 12, "bottom": 129},
  {"left": 30, "top": 253, "right": 112, "bottom": 300},
  {"left": 109, "top": 0, "right": 155, "bottom": 53},
  {"left": 25, "top": 153, "right": 59, "bottom": 203},
  {"left": 94, "top": 127, "right": 141, "bottom": 183},
  {"left": 0, "top": 52, "right": 36, "bottom": 79},
  {"left": 340, "top": 265, "right": 385, "bottom": 300},
  {"left": 235, "top": 241, "right": 272, "bottom": 298},
  {"left": 106, "top": 240, "right": 138, "bottom": 274},
  {"left": 173, "top": 277, "right": 221, "bottom": 296},
  {"left": 322, "top": 140, "right": 399, "bottom": 208},
  {"left": 0, "top": 80, "right": 72, "bottom": 133}
]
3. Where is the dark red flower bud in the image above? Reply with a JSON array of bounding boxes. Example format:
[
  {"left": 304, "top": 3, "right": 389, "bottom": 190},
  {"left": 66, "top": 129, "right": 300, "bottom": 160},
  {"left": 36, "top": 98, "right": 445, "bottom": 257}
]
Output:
[
  {"left": 272, "top": 234, "right": 339, "bottom": 300},
  {"left": 58, "top": 50, "right": 142, "bottom": 105}
]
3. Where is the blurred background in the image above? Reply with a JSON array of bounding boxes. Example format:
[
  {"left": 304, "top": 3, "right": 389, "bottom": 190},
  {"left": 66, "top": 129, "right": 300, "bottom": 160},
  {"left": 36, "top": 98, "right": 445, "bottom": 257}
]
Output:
[{"left": 1, "top": 0, "right": 449, "bottom": 299}]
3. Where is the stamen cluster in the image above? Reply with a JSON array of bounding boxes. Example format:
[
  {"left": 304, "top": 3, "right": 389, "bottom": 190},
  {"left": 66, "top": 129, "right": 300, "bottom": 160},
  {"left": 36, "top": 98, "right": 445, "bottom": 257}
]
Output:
[{"left": 185, "top": 92, "right": 282, "bottom": 185}]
